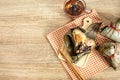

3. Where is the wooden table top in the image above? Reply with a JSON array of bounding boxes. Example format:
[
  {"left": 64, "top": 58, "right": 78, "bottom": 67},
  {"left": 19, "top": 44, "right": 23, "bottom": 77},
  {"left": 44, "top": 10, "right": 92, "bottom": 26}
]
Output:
[{"left": 0, "top": 0, "right": 120, "bottom": 80}]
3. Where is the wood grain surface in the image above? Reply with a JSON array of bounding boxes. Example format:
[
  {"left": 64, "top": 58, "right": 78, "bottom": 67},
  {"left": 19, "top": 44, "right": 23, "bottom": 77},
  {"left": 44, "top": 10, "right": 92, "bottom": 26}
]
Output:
[{"left": 0, "top": 0, "right": 120, "bottom": 80}]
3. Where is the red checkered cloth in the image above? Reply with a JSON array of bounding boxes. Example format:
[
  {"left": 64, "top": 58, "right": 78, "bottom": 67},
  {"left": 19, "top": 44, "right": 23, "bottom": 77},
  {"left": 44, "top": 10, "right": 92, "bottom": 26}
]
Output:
[{"left": 47, "top": 9, "right": 110, "bottom": 80}]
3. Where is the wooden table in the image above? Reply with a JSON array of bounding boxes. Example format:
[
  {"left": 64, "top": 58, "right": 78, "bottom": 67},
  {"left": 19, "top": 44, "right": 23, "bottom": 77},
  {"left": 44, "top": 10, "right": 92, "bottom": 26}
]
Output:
[{"left": 0, "top": 0, "right": 120, "bottom": 80}]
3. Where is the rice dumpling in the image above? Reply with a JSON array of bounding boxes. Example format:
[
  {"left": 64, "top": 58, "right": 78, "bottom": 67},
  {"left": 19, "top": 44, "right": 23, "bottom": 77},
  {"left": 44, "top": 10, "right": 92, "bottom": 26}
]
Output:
[
  {"left": 100, "top": 18, "right": 120, "bottom": 42},
  {"left": 96, "top": 42, "right": 120, "bottom": 70},
  {"left": 64, "top": 26, "right": 96, "bottom": 63}
]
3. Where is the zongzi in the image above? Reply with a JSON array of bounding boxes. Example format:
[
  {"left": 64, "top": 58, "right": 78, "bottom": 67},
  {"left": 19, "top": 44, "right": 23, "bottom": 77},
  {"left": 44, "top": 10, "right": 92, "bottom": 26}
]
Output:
[
  {"left": 96, "top": 42, "right": 120, "bottom": 70},
  {"left": 100, "top": 18, "right": 120, "bottom": 42}
]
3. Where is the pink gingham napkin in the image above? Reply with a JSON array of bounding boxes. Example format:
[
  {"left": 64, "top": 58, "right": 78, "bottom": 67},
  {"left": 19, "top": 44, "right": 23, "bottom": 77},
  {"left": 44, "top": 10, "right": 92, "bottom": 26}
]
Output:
[{"left": 47, "top": 9, "right": 110, "bottom": 80}]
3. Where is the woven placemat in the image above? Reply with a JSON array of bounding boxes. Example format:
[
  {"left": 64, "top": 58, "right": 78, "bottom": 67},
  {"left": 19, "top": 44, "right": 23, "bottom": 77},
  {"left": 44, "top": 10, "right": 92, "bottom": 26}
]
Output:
[{"left": 47, "top": 9, "right": 110, "bottom": 80}]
